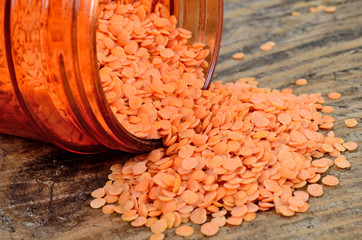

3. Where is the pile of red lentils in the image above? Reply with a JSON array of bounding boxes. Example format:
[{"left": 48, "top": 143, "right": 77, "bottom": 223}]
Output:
[{"left": 91, "top": 1, "right": 358, "bottom": 239}]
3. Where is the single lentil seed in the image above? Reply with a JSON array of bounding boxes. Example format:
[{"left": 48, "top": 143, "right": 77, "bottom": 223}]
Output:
[
  {"left": 321, "top": 106, "right": 334, "bottom": 113},
  {"left": 345, "top": 118, "right": 358, "bottom": 128},
  {"left": 260, "top": 41, "right": 275, "bottom": 51},
  {"left": 325, "top": 6, "right": 337, "bottom": 13},
  {"left": 151, "top": 219, "right": 168, "bottom": 234},
  {"left": 322, "top": 175, "right": 339, "bottom": 186},
  {"left": 295, "top": 79, "right": 307, "bottom": 86},
  {"left": 307, "top": 184, "right": 324, "bottom": 197},
  {"left": 328, "top": 92, "right": 341, "bottom": 100},
  {"left": 343, "top": 142, "right": 358, "bottom": 151},
  {"left": 334, "top": 155, "right": 351, "bottom": 169},
  {"left": 211, "top": 217, "right": 227, "bottom": 227},
  {"left": 150, "top": 233, "right": 164, "bottom": 240},
  {"left": 200, "top": 222, "right": 219, "bottom": 236},
  {"left": 90, "top": 198, "right": 106, "bottom": 209},
  {"left": 175, "top": 225, "right": 194, "bottom": 237},
  {"left": 91, "top": 188, "right": 106, "bottom": 198},
  {"left": 232, "top": 52, "right": 245, "bottom": 60}
]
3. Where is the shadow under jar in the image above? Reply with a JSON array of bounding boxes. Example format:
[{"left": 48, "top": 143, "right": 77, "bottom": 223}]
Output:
[{"left": 0, "top": 0, "right": 223, "bottom": 153}]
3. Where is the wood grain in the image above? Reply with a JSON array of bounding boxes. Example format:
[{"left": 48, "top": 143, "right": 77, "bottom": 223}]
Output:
[{"left": 1, "top": 0, "right": 362, "bottom": 239}]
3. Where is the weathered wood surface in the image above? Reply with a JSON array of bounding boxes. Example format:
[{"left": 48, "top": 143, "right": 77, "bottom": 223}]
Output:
[{"left": 1, "top": 0, "right": 362, "bottom": 239}]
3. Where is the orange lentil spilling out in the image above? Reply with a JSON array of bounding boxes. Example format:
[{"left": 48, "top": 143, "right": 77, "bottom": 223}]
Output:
[
  {"left": 92, "top": 1, "right": 357, "bottom": 239},
  {"left": 97, "top": 0, "right": 209, "bottom": 139}
]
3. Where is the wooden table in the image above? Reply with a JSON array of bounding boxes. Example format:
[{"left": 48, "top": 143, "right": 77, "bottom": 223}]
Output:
[{"left": 1, "top": 0, "right": 361, "bottom": 239}]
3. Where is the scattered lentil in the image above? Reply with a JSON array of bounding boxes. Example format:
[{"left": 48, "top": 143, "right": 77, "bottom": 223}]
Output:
[
  {"left": 293, "top": 191, "right": 309, "bottom": 202},
  {"left": 201, "top": 222, "right": 220, "bottom": 236},
  {"left": 325, "top": 6, "right": 337, "bottom": 13},
  {"left": 90, "top": 198, "right": 106, "bottom": 209},
  {"left": 150, "top": 233, "right": 165, "bottom": 240},
  {"left": 343, "top": 142, "right": 358, "bottom": 151},
  {"left": 260, "top": 41, "right": 275, "bottom": 51},
  {"left": 295, "top": 78, "right": 307, "bottom": 85},
  {"left": 307, "top": 184, "right": 324, "bottom": 197},
  {"left": 279, "top": 205, "right": 295, "bottom": 217},
  {"left": 243, "top": 212, "right": 256, "bottom": 222},
  {"left": 226, "top": 216, "right": 243, "bottom": 226},
  {"left": 102, "top": 204, "right": 115, "bottom": 214},
  {"left": 322, "top": 175, "right": 339, "bottom": 186},
  {"left": 175, "top": 225, "right": 194, "bottom": 237},
  {"left": 151, "top": 219, "right": 168, "bottom": 234},
  {"left": 321, "top": 106, "right": 334, "bottom": 113},
  {"left": 211, "top": 217, "right": 227, "bottom": 227},
  {"left": 91, "top": 188, "right": 106, "bottom": 198},
  {"left": 232, "top": 52, "right": 245, "bottom": 60},
  {"left": 328, "top": 92, "right": 341, "bottom": 100},
  {"left": 334, "top": 155, "right": 351, "bottom": 169},
  {"left": 345, "top": 118, "right": 358, "bottom": 128}
]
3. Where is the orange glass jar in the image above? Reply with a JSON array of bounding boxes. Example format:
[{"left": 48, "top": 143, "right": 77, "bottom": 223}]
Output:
[{"left": 0, "top": 0, "right": 223, "bottom": 153}]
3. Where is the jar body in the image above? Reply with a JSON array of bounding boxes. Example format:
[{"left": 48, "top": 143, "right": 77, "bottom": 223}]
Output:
[{"left": 0, "top": 0, "right": 223, "bottom": 153}]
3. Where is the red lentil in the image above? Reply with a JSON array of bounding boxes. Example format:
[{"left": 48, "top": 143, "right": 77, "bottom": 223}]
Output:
[
  {"left": 322, "top": 175, "right": 339, "bottom": 186},
  {"left": 321, "top": 106, "right": 334, "bottom": 114},
  {"left": 150, "top": 233, "right": 165, "bottom": 240},
  {"left": 151, "top": 219, "right": 168, "bottom": 234},
  {"left": 325, "top": 6, "right": 337, "bottom": 13},
  {"left": 328, "top": 92, "right": 341, "bottom": 100},
  {"left": 175, "top": 225, "right": 194, "bottom": 237},
  {"left": 91, "top": 188, "right": 106, "bottom": 198},
  {"left": 201, "top": 222, "right": 220, "bottom": 236},
  {"left": 334, "top": 155, "right": 351, "bottom": 169},
  {"left": 226, "top": 216, "right": 243, "bottom": 226},
  {"left": 307, "top": 184, "right": 324, "bottom": 197},
  {"left": 260, "top": 41, "right": 276, "bottom": 51},
  {"left": 232, "top": 52, "right": 245, "bottom": 60},
  {"left": 345, "top": 118, "right": 358, "bottom": 128},
  {"left": 343, "top": 142, "right": 358, "bottom": 151},
  {"left": 90, "top": 198, "right": 106, "bottom": 209},
  {"left": 211, "top": 216, "right": 227, "bottom": 227},
  {"left": 295, "top": 78, "right": 307, "bottom": 86},
  {"left": 292, "top": 12, "right": 301, "bottom": 16}
]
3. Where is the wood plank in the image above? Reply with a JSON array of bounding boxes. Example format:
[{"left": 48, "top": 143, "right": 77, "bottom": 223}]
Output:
[{"left": 1, "top": 0, "right": 361, "bottom": 239}]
